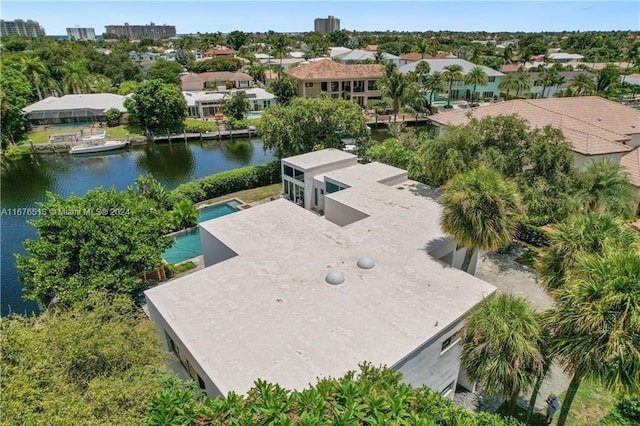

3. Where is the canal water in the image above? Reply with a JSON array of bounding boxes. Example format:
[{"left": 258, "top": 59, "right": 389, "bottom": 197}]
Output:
[{"left": 0, "top": 139, "right": 275, "bottom": 317}]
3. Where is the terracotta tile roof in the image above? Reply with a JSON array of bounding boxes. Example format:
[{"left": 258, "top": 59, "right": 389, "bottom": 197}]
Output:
[
  {"left": 428, "top": 98, "right": 638, "bottom": 156},
  {"left": 401, "top": 52, "right": 453, "bottom": 62},
  {"left": 621, "top": 147, "right": 640, "bottom": 187},
  {"left": 229, "top": 72, "right": 253, "bottom": 81},
  {"left": 365, "top": 44, "right": 378, "bottom": 51},
  {"left": 285, "top": 59, "right": 384, "bottom": 80},
  {"left": 500, "top": 64, "right": 524, "bottom": 73}
]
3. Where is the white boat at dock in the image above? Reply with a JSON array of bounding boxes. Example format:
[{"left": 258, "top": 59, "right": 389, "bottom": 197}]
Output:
[{"left": 69, "top": 139, "right": 129, "bottom": 154}]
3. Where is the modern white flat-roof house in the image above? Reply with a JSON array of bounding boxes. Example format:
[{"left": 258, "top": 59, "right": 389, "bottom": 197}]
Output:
[
  {"left": 183, "top": 87, "right": 275, "bottom": 117},
  {"left": 145, "top": 150, "right": 496, "bottom": 400}
]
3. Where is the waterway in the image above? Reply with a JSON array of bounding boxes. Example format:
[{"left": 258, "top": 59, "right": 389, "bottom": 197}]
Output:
[{"left": 0, "top": 139, "right": 275, "bottom": 317}]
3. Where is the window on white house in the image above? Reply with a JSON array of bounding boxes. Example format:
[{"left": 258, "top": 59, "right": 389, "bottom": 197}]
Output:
[
  {"left": 441, "top": 330, "right": 462, "bottom": 354},
  {"left": 305, "top": 82, "right": 314, "bottom": 88},
  {"left": 441, "top": 381, "right": 455, "bottom": 396},
  {"left": 488, "top": 76, "right": 496, "bottom": 82}
]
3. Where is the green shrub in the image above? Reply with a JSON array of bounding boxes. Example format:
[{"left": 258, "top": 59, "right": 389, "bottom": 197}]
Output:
[
  {"left": 105, "top": 108, "right": 122, "bottom": 127},
  {"left": 147, "top": 363, "right": 522, "bottom": 425},
  {"left": 443, "top": 104, "right": 454, "bottom": 109},
  {"left": 165, "top": 261, "right": 196, "bottom": 278},
  {"left": 183, "top": 122, "right": 217, "bottom": 133},
  {"left": 227, "top": 117, "right": 250, "bottom": 130},
  {"left": 516, "top": 222, "right": 550, "bottom": 247},
  {"left": 170, "top": 162, "right": 280, "bottom": 205}
]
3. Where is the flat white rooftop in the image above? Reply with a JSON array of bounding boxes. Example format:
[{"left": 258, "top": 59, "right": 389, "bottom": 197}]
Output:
[
  {"left": 145, "top": 180, "right": 496, "bottom": 395},
  {"left": 325, "top": 162, "right": 407, "bottom": 187},
  {"left": 283, "top": 148, "right": 356, "bottom": 170}
]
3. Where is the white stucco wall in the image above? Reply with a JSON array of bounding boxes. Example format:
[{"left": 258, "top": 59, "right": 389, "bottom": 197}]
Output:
[
  {"left": 324, "top": 196, "right": 370, "bottom": 227},
  {"left": 146, "top": 297, "right": 225, "bottom": 399},
  {"left": 393, "top": 319, "right": 466, "bottom": 399},
  {"left": 200, "top": 226, "right": 238, "bottom": 267}
]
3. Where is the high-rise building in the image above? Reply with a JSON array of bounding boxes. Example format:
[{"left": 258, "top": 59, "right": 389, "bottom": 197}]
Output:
[
  {"left": 66, "top": 27, "right": 96, "bottom": 41},
  {"left": 0, "top": 19, "right": 46, "bottom": 37},
  {"left": 314, "top": 15, "right": 340, "bottom": 34},
  {"left": 104, "top": 22, "right": 176, "bottom": 40}
]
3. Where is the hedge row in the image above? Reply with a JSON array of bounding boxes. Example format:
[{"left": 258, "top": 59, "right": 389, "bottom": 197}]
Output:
[
  {"left": 170, "top": 161, "right": 281, "bottom": 205},
  {"left": 516, "top": 222, "right": 550, "bottom": 247}
]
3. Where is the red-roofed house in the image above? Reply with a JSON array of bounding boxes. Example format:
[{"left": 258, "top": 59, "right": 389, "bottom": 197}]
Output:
[{"left": 428, "top": 97, "right": 640, "bottom": 191}]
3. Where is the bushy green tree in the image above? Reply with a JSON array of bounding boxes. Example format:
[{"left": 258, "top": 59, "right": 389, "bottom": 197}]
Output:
[
  {"left": 170, "top": 198, "right": 199, "bottom": 230},
  {"left": 105, "top": 107, "right": 122, "bottom": 127},
  {"left": 226, "top": 30, "right": 247, "bottom": 50},
  {"left": 258, "top": 95, "right": 368, "bottom": 158},
  {"left": 0, "top": 65, "right": 33, "bottom": 147},
  {"left": 266, "top": 74, "right": 297, "bottom": 106},
  {"left": 125, "top": 79, "right": 187, "bottom": 134},
  {"left": 147, "top": 363, "right": 522, "bottom": 425},
  {"left": 146, "top": 58, "right": 184, "bottom": 85},
  {"left": 366, "top": 138, "right": 415, "bottom": 172},
  {"left": 189, "top": 57, "right": 244, "bottom": 73},
  {"left": 16, "top": 188, "right": 172, "bottom": 306},
  {"left": 0, "top": 292, "right": 176, "bottom": 425},
  {"left": 222, "top": 91, "right": 249, "bottom": 120}
]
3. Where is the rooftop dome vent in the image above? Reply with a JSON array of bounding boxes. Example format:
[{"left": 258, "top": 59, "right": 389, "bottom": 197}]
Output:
[
  {"left": 356, "top": 256, "right": 375, "bottom": 270},
  {"left": 326, "top": 270, "right": 345, "bottom": 285}
]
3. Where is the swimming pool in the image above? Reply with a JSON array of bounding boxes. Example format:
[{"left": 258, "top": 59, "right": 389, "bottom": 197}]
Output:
[
  {"left": 245, "top": 111, "right": 262, "bottom": 118},
  {"left": 162, "top": 199, "right": 242, "bottom": 264},
  {"left": 51, "top": 122, "right": 93, "bottom": 130}
]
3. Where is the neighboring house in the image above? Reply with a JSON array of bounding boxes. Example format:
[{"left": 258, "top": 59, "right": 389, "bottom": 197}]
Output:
[
  {"left": 204, "top": 47, "right": 236, "bottom": 57},
  {"left": 145, "top": 148, "right": 497, "bottom": 399},
  {"left": 399, "top": 59, "right": 503, "bottom": 101},
  {"left": 428, "top": 97, "right": 640, "bottom": 189},
  {"left": 571, "top": 62, "right": 632, "bottom": 71},
  {"left": 23, "top": 94, "right": 129, "bottom": 125},
  {"left": 183, "top": 87, "right": 275, "bottom": 117},
  {"left": 141, "top": 52, "right": 160, "bottom": 61},
  {"left": 128, "top": 51, "right": 140, "bottom": 61},
  {"left": 285, "top": 59, "right": 385, "bottom": 107},
  {"left": 549, "top": 52, "right": 584, "bottom": 63},
  {"left": 264, "top": 69, "right": 279, "bottom": 83},
  {"left": 334, "top": 49, "right": 400, "bottom": 66},
  {"left": 259, "top": 57, "right": 305, "bottom": 69},
  {"left": 365, "top": 44, "right": 378, "bottom": 52},
  {"left": 530, "top": 71, "right": 591, "bottom": 98},
  {"left": 329, "top": 46, "right": 352, "bottom": 58},
  {"left": 399, "top": 52, "right": 456, "bottom": 66},
  {"left": 180, "top": 72, "right": 254, "bottom": 91}
]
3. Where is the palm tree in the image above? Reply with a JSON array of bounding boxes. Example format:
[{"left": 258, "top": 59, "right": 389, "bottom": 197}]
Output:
[
  {"left": 440, "top": 167, "right": 522, "bottom": 272},
  {"left": 414, "top": 61, "right": 431, "bottom": 85},
  {"left": 170, "top": 198, "right": 200, "bottom": 230},
  {"left": 377, "top": 72, "right": 420, "bottom": 123},
  {"left": 373, "top": 49, "right": 386, "bottom": 65},
  {"left": 461, "top": 294, "right": 543, "bottom": 414},
  {"left": 595, "top": 64, "right": 621, "bottom": 94},
  {"left": 468, "top": 45, "right": 482, "bottom": 64},
  {"left": 544, "top": 245, "right": 640, "bottom": 426},
  {"left": 464, "top": 66, "right": 488, "bottom": 101},
  {"left": 515, "top": 72, "right": 533, "bottom": 97},
  {"left": 498, "top": 72, "right": 520, "bottom": 99},
  {"left": 271, "top": 35, "right": 289, "bottom": 74},
  {"left": 60, "top": 59, "right": 92, "bottom": 94},
  {"left": 577, "top": 160, "right": 637, "bottom": 219},
  {"left": 568, "top": 73, "right": 595, "bottom": 96},
  {"left": 538, "top": 69, "right": 563, "bottom": 98},
  {"left": 537, "top": 212, "right": 638, "bottom": 292},
  {"left": 383, "top": 61, "right": 397, "bottom": 78},
  {"left": 501, "top": 45, "right": 514, "bottom": 65},
  {"left": 442, "top": 64, "right": 464, "bottom": 107},
  {"left": 416, "top": 38, "right": 430, "bottom": 59},
  {"left": 20, "top": 55, "right": 50, "bottom": 100},
  {"left": 424, "top": 71, "right": 446, "bottom": 107}
]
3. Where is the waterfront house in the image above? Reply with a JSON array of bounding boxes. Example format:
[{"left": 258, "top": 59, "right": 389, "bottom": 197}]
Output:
[
  {"left": 183, "top": 87, "right": 275, "bottom": 117},
  {"left": 399, "top": 52, "right": 456, "bottom": 66},
  {"left": 285, "top": 59, "right": 384, "bottom": 107},
  {"left": 23, "top": 93, "right": 129, "bottom": 125},
  {"left": 145, "top": 149, "right": 496, "bottom": 399},
  {"left": 428, "top": 97, "right": 640, "bottom": 191},
  {"left": 333, "top": 49, "right": 400, "bottom": 66},
  {"left": 549, "top": 52, "right": 584, "bottom": 63},
  {"left": 399, "top": 59, "right": 503, "bottom": 101},
  {"left": 530, "top": 71, "right": 591, "bottom": 98}
]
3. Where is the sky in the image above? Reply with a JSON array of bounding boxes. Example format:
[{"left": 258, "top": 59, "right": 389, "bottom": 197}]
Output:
[{"left": 1, "top": 1, "right": 638, "bottom": 35}]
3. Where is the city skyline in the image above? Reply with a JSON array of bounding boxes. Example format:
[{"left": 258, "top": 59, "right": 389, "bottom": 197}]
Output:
[{"left": 1, "top": 1, "right": 638, "bottom": 35}]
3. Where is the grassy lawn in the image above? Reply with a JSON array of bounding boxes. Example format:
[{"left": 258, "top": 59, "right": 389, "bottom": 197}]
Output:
[
  {"left": 24, "top": 124, "right": 144, "bottom": 144},
  {"left": 559, "top": 380, "right": 616, "bottom": 426},
  {"left": 197, "top": 183, "right": 282, "bottom": 206}
]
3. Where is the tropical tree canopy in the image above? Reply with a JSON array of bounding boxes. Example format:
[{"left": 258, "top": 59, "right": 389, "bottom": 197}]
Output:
[
  {"left": 443, "top": 64, "right": 464, "bottom": 106},
  {"left": 576, "top": 159, "right": 637, "bottom": 219},
  {"left": 464, "top": 66, "right": 489, "bottom": 100},
  {"left": 266, "top": 74, "right": 298, "bottom": 106},
  {"left": 222, "top": 91, "right": 250, "bottom": 120},
  {"left": 257, "top": 95, "right": 368, "bottom": 158},
  {"left": 440, "top": 167, "right": 522, "bottom": 271},
  {"left": 146, "top": 58, "right": 184, "bottom": 85},
  {"left": 537, "top": 212, "right": 638, "bottom": 291},
  {"left": 461, "top": 294, "right": 543, "bottom": 413},
  {"left": 15, "top": 188, "right": 172, "bottom": 306},
  {"left": 147, "top": 363, "right": 522, "bottom": 425},
  {"left": 0, "top": 292, "right": 175, "bottom": 425},
  {"left": 377, "top": 71, "right": 422, "bottom": 121},
  {"left": 125, "top": 79, "right": 188, "bottom": 134}
]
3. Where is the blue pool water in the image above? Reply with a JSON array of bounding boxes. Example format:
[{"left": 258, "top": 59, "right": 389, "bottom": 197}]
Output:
[
  {"left": 245, "top": 111, "right": 262, "bottom": 117},
  {"left": 162, "top": 200, "right": 241, "bottom": 264}
]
